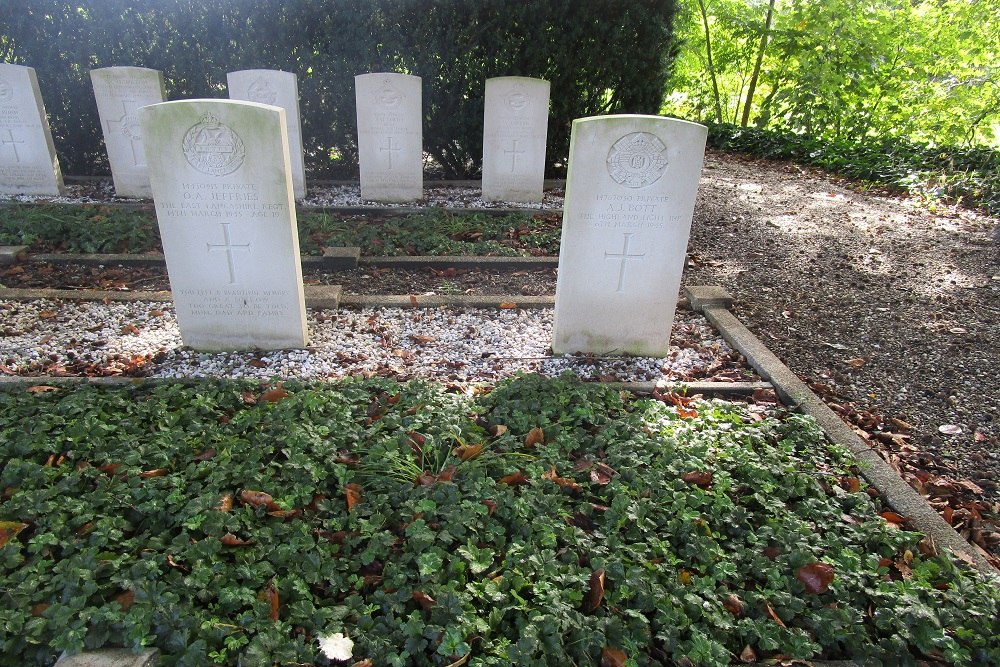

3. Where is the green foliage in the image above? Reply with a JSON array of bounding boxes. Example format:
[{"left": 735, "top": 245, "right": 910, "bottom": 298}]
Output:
[
  {"left": 1, "top": 375, "right": 998, "bottom": 666},
  {"left": 0, "top": 205, "right": 561, "bottom": 256},
  {"left": 666, "top": 0, "right": 1000, "bottom": 149},
  {"left": 0, "top": 205, "right": 159, "bottom": 254},
  {"left": 707, "top": 122, "right": 1000, "bottom": 216},
  {"left": 1, "top": 0, "right": 681, "bottom": 178},
  {"left": 299, "top": 211, "right": 561, "bottom": 257}
]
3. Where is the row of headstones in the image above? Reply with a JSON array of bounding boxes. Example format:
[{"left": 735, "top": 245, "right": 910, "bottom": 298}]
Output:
[
  {"left": 0, "top": 63, "right": 549, "bottom": 203},
  {"left": 138, "top": 97, "right": 706, "bottom": 357}
]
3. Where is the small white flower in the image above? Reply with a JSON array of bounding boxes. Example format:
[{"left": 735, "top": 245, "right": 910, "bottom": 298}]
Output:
[{"left": 318, "top": 632, "right": 354, "bottom": 661}]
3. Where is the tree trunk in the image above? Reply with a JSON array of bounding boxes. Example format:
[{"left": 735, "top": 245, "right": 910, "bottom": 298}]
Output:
[
  {"left": 697, "top": 0, "right": 724, "bottom": 124},
  {"left": 740, "top": 0, "right": 776, "bottom": 127}
]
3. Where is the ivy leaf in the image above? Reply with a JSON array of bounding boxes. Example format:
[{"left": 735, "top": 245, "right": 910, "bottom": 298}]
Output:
[
  {"left": 796, "top": 562, "right": 835, "bottom": 594},
  {"left": 583, "top": 568, "right": 605, "bottom": 613},
  {"left": 457, "top": 542, "right": 495, "bottom": 574}
]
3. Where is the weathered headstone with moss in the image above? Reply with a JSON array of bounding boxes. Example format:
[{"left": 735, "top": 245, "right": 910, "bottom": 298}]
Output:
[
  {"left": 90, "top": 67, "right": 166, "bottom": 198},
  {"left": 553, "top": 115, "right": 707, "bottom": 356},
  {"left": 227, "top": 69, "right": 306, "bottom": 200},
  {"left": 0, "top": 63, "right": 66, "bottom": 196},
  {"left": 140, "top": 99, "right": 308, "bottom": 350},
  {"left": 355, "top": 73, "right": 422, "bottom": 203},
  {"left": 481, "top": 76, "right": 549, "bottom": 203}
]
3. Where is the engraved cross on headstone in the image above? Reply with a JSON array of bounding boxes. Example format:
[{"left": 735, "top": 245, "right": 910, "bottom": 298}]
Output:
[
  {"left": 380, "top": 137, "right": 401, "bottom": 170},
  {"left": 105, "top": 100, "right": 145, "bottom": 166},
  {"left": 1, "top": 129, "right": 25, "bottom": 163},
  {"left": 207, "top": 222, "right": 251, "bottom": 284},
  {"left": 604, "top": 232, "right": 645, "bottom": 292},
  {"left": 504, "top": 139, "right": 525, "bottom": 172}
]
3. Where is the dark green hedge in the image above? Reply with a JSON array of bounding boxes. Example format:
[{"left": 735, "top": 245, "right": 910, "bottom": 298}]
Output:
[{"left": 2, "top": 0, "right": 680, "bottom": 178}]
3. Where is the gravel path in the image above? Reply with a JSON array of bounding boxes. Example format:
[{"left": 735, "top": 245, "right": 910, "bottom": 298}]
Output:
[{"left": 683, "top": 151, "right": 1000, "bottom": 511}]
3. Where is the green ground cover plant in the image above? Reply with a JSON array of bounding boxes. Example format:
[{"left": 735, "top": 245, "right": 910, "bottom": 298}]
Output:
[
  {"left": 0, "top": 206, "right": 561, "bottom": 257},
  {"left": 707, "top": 123, "right": 1000, "bottom": 216},
  {"left": 1, "top": 375, "right": 998, "bottom": 666}
]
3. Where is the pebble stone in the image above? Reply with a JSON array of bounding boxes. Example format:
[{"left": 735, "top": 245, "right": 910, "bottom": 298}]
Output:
[{"left": 0, "top": 299, "right": 736, "bottom": 384}]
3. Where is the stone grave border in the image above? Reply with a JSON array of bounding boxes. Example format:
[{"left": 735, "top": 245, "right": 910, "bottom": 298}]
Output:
[{"left": 2, "top": 280, "right": 996, "bottom": 666}]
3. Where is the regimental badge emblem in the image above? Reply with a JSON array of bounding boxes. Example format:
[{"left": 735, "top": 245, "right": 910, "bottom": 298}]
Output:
[
  {"left": 505, "top": 86, "right": 528, "bottom": 112},
  {"left": 606, "top": 132, "right": 669, "bottom": 188},
  {"left": 182, "top": 113, "right": 246, "bottom": 176},
  {"left": 247, "top": 77, "right": 277, "bottom": 105},
  {"left": 376, "top": 80, "right": 401, "bottom": 108},
  {"left": 0, "top": 77, "right": 12, "bottom": 103}
]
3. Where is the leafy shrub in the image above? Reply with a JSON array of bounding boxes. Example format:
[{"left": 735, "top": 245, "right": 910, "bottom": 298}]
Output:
[
  {"left": 1, "top": 375, "right": 998, "bottom": 666},
  {"left": 0, "top": 205, "right": 160, "bottom": 254},
  {"left": 2, "top": 0, "right": 680, "bottom": 178}
]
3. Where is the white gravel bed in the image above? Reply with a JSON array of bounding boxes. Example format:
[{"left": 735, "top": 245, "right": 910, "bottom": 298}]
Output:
[
  {"left": 0, "top": 181, "right": 566, "bottom": 210},
  {"left": 0, "top": 299, "right": 738, "bottom": 383}
]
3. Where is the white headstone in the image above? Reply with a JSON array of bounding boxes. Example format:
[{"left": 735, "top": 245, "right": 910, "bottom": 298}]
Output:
[
  {"left": 227, "top": 69, "right": 306, "bottom": 200},
  {"left": 482, "top": 77, "right": 549, "bottom": 203},
  {"left": 140, "top": 99, "right": 308, "bottom": 350},
  {"left": 90, "top": 66, "right": 166, "bottom": 198},
  {"left": 0, "top": 64, "right": 66, "bottom": 196},
  {"left": 355, "top": 73, "right": 422, "bottom": 203},
  {"left": 552, "top": 115, "right": 707, "bottom": 357}
]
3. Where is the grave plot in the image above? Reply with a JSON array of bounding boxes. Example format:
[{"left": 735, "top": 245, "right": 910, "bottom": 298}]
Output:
[
  {"left": 90, "top": 67, "right": 166, "bottom": 198},
  {"left": 0, "top": 64, "right": 66, "bottom": 197},
  {"left": 140, "top": 98, "right": 308, "bottom": 351}
]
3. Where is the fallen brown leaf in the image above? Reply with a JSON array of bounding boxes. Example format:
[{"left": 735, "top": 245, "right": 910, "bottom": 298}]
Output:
[
  {"left": 345, "top": 483, "right": 363, "bottom": 511},
  {"left": 600, "top": 647, "right": 627, "bottom": 667},
  {"left": 583, "top": 568, "right": 605, "bottom": 613},
  {"left": 524, "top": 426, "right": 545, "bottom": 447},
  {"left": 220, "top": 533, "right": 254, "bottom": 547},
  {"left": 797, "top": 562, "right": 835, "bottom": 594}
]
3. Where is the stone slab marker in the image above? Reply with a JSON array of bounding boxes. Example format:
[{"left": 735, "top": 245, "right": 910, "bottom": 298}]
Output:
[
  {"left": 552, "top": 115, "right": 707, "bottom": 357},
  {"left": 140, "top": 99, "right": 308, "bottom": 350},
  {"left": 355, "top": 73, "right": 422, "bottom": 202},
  {"left": 0, "top": 63, "right": 66, "bottom": 196},
  {"left": 482, "top": 77, "right": 549, "bottom": 203},
  {"left": 227, "top": 69, "right": 306, "bottom": 199},
  {"left": 91, "top": 66, "right": 166, "bottom": 198}
]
